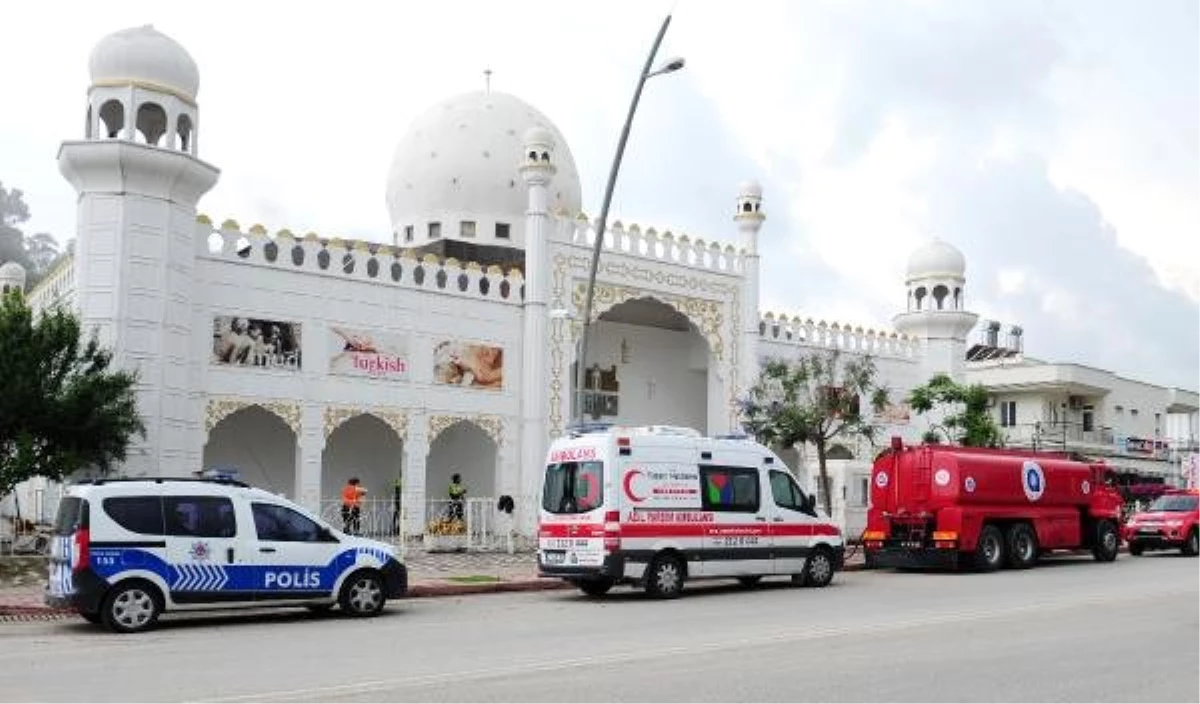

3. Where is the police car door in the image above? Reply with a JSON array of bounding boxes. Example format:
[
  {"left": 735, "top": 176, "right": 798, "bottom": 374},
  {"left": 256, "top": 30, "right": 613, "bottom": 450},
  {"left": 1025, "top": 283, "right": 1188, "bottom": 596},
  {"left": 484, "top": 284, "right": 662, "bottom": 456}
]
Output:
[
  {"left": 248, "top": 500, "right": 343, "bottom": 601},
  {"left": 768, "top": 469, "right": 816, "bottom": 575},
  {"left": 162, "top": 495, "right": 250, "bottom": 604}
]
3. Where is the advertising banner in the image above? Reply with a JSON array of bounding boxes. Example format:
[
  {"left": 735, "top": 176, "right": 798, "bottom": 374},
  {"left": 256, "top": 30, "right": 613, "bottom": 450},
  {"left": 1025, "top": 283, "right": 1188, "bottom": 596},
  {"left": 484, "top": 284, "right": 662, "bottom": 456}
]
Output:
[
  {"left": 329, "top": 326, "right": 410, "bottom": 379},
  {"left": 212, "top": 316, "right": 301, "bottom": 370},
  {"left": 432, "top": 340, "right": 504, "bottom": 390}
]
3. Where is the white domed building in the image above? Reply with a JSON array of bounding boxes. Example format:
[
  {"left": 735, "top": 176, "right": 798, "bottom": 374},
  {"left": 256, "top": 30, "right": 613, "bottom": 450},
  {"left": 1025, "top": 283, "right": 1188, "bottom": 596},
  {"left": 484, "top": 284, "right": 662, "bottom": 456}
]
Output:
[{"left": 17, "top": 25, "right": 1194, "bottom": 542}]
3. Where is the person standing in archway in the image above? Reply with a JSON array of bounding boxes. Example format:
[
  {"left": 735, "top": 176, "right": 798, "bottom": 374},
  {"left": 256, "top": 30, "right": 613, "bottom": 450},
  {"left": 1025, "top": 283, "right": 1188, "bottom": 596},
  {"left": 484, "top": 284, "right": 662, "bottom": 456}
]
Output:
[
  {"left": 341, "top": 477, "right": 367, "bottom": 535},
  {"left": 448, "top": 473, "right": 467, "bottom": 521}
]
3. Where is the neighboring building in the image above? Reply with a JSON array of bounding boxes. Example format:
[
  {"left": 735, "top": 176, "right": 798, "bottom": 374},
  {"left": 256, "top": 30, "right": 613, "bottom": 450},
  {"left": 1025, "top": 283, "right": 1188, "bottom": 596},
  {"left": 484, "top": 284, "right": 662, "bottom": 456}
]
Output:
[{"left": 3, "top": 25, "right": 1196, "bottom": 543}]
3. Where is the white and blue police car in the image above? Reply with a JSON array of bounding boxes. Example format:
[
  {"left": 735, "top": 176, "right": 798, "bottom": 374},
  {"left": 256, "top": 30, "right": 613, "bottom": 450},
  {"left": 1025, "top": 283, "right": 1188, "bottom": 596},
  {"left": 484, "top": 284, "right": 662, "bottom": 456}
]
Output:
[{"left": 45, "top": 477, "right": 407, "bottom": 633}]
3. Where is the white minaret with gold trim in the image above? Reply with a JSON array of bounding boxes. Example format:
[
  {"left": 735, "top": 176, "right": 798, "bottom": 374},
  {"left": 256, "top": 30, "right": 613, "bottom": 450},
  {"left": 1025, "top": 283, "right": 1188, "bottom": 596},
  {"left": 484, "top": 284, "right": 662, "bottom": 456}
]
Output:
[
  {"left": 58, "top": 26, "right": 219, "bottom": 477},
  {"left": 735, "top": 180, "right": 765, "bottom": 403}
]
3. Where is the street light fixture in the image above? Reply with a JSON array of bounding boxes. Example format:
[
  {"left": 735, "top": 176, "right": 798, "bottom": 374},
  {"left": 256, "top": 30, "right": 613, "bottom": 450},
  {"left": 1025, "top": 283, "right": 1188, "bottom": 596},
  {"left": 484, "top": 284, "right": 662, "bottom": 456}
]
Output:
[{"left": 573, "top": 14, "right": 684, "bottom": 426}]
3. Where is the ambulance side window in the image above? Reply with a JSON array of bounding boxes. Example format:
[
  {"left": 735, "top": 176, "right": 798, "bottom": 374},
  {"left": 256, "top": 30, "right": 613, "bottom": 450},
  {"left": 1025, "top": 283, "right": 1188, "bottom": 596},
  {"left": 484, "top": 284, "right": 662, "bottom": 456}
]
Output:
[
  {"left": 770, "top": 470, "right": 813, "bottom": 515},
  {"left": 699, "top": 466, "right": 760, "bottom": 513}
]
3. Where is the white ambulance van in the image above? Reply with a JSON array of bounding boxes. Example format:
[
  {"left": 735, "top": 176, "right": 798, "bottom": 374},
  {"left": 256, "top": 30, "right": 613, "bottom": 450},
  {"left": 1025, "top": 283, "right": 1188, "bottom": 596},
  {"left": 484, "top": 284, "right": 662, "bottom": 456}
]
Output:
[{"left": 537, "top": 424, "right": 844, "bottom": 598}]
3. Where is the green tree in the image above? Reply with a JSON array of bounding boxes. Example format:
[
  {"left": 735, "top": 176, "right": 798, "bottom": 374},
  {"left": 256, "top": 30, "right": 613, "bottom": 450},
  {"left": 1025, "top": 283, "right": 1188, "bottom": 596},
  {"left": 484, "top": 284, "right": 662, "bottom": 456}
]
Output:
[
  {"left": 907, "top": 373, "right": 1003, "bottom": 447},
  {"left": 0, "top": 291, "right": 144, "bottom": 499},
  {"left": 739, "top": 350, "right": 890, "bottom": 517},
  {"left": 0, "top": 182, "right": 62, "bottom": 290}
]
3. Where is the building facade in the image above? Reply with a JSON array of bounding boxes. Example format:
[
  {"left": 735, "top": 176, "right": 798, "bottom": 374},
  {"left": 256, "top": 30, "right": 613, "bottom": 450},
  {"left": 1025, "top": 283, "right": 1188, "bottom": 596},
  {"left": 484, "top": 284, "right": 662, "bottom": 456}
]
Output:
[{"left": 4, "top": 25, "right": 1197, "bottom": 541}]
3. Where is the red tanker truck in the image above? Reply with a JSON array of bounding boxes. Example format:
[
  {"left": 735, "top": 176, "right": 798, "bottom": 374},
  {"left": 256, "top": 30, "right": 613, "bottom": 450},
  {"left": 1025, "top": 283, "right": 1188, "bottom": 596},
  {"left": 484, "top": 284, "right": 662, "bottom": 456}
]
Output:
[{"left": 863, "top": 438, "right": 1124, "bottom": 571}]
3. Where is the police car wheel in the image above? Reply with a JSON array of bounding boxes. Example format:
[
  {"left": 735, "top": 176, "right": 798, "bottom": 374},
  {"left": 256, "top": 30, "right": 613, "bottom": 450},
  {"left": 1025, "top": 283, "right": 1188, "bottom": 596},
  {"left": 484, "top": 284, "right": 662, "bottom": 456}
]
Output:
[
  {"left": 339, "top": 570, "right": 386, "bottom": 617},
  {"left": 1092, "top": 520, "right": 1119, "bottom": 563},
  {"left": 102, "top": 581, "right": 162, "bottom": 634}
]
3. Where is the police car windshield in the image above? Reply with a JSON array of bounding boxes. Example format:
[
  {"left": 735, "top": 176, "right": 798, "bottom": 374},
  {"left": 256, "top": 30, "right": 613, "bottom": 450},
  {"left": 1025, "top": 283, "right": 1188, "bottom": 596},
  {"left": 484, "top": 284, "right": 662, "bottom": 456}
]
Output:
[
  {"left": 542, "top": 461, "right": 603, "bottom": 514},
  {"left": 1147, "top": 495, "right": 1198, "bottom": 513}
]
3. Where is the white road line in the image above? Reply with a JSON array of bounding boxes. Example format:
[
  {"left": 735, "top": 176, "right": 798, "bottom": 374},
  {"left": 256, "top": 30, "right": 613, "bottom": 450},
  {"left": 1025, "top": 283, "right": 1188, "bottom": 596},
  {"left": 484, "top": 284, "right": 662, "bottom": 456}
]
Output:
[{"left": 197, "top": 588, "right": 1192, "bottom": 703}]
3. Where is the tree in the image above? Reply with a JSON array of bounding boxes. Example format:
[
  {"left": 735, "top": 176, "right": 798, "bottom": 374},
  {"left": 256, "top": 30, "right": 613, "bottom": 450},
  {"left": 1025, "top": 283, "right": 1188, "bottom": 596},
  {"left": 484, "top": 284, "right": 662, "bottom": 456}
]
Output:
[
  {"left": 0, "top": 291, "right": 145, "bottom": 500},
  {"left": 739, "top": 350, "right": 890, "bottom": 517},
  {"left": 907, "top": 373, "right": 1003, "bottom": 447},
  {"left": 0, "top": 181, "right": 62, "bottom": 290}
]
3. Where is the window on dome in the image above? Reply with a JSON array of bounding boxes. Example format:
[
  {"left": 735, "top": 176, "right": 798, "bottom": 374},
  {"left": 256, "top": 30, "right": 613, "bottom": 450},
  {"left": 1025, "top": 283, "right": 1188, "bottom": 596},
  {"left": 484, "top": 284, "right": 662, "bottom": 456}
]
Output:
[
  {"left": 495, "top": 223, "right": 511, "bottom": 240},
  {"left": 428, "top": 222, "right": 441, "bottom": 239},
  {"left": 460, "top": 221, "right": 477, "bottom": 238}
]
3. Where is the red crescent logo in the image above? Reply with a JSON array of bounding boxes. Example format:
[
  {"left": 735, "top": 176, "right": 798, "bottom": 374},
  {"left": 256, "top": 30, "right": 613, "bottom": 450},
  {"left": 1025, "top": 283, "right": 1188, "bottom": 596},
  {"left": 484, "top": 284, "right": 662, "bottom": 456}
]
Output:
[{"left": 624, "top": 470, "right": 647, "bottom": 502}]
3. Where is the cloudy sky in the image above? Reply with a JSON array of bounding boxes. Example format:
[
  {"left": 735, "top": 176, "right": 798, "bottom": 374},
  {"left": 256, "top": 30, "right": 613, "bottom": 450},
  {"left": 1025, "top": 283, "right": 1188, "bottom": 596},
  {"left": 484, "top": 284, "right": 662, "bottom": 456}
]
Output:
[{"left": 2, "top": 0, "right": 1196, "bottom": 389}]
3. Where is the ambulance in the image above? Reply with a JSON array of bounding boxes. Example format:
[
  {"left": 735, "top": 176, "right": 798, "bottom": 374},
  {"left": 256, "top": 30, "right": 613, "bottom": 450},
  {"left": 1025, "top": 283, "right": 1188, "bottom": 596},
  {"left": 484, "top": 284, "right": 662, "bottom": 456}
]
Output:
[{"left": 537, "top": 424, "right": 844, "bottom": 598}]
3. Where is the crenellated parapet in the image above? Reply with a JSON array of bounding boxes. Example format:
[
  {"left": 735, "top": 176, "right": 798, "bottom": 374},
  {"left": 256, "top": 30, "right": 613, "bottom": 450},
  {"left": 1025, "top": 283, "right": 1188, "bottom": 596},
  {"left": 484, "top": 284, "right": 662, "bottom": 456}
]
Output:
[
  {"left": 557, "top": 213, "right": 744, "bottom": 276},
  {"left": 198, "top": 215, "right": 527, "bottom": 304},
  {"left": 758, "top": 311, "right": 919, "bottom": 359}
]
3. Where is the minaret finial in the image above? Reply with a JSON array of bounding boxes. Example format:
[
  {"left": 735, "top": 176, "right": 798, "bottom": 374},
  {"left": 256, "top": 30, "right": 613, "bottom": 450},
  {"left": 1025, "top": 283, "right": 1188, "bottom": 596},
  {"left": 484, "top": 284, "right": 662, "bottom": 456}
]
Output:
[{"left": 484, "top": 67, "right": 493, "bottom": 93}]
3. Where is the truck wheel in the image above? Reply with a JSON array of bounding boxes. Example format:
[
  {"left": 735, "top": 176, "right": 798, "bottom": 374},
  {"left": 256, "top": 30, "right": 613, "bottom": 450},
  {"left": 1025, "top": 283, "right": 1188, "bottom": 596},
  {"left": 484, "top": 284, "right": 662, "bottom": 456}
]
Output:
[
  {"left": 1128, "top": 541, "right": 1145, "bottom": 556},
  {"left": 1092, "top": 520, "right": 1119, "bottom": 562},
  {"left": 644, "top": 553, "right": 685, "bottom": 599},
  {"left": 973, "top": 525, "right": 1005, "bottom": 572},
  {"left": 1005, "top": 523, "right": 1038, "bottom": 569},
  {"left": 577, "top": 579, "right": 614, "bottom": 597},
  {"left": 1182, "top": 529, "right": 1198, "bottom": 557}
]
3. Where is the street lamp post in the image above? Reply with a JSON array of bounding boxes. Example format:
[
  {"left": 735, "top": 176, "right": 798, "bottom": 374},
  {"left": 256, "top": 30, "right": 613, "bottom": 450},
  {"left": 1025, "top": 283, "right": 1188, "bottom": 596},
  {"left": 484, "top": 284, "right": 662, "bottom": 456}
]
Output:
[{"left": 573, "top": 13, "right": 684, "bottom": 426}]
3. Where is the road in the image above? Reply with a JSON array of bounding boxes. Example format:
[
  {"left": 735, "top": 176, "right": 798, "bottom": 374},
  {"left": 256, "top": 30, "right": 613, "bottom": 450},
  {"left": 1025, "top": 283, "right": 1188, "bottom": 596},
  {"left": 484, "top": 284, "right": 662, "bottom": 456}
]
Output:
[{"left": 2, "top": 553, "right": 1196, "bottom": 703}]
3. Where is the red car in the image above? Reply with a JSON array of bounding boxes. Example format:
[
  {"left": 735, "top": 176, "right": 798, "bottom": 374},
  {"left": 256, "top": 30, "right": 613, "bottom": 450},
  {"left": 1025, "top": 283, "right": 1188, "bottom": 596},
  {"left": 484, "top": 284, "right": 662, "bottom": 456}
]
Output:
[{"left": 1123, "top": 489, "right": 1199, "bottom": 557}]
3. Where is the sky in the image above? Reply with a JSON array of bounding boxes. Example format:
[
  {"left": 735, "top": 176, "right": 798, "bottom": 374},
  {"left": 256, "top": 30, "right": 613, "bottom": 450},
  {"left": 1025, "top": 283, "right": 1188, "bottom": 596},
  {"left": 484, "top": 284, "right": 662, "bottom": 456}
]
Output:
[{"left": 2, "top": 0, "right": 1197, "bottom": 390}]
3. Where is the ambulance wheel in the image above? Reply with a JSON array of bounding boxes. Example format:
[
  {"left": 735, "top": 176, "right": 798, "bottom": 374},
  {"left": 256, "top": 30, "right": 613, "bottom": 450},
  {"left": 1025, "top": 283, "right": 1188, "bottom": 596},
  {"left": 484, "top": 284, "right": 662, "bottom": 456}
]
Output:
[
  {"left": 339, "top": 570, "right": 386, "bottom": 617},
  {"left": 101, "top": 580, "right": 162, "bottom": 634},
  {"left": 577, "top": 579, "right": 614, "bottom": 597},
  {"left": 737, "top": 576, "right": 763, "bottom": 588},
  {"left": 1005, "top": 523, "right": 1038, "bottom": 569},
  {"left": 645, "top": 553, "right": 685, "bottom": 599},
  {"left": 973, "top": 525, "right": 1005, "bottom": 572},
  {"left": 1182, "top": 529, "right": 1198, "bottom": 557},
  {"left": 1092, "top": 520, "right": 1119, "bottom": 562},
  {"left": 1128, "top": 541, "right": 1145, "bottom": 556},
  {"left": 801, "top": 547, "right": 835, "bottom": 588}
]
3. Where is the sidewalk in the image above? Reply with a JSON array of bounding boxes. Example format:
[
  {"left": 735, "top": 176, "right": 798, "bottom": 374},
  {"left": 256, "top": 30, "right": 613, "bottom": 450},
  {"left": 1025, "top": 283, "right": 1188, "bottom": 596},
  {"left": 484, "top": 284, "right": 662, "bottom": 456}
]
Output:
[{"left": 0, "top": 548, "right": 869, "bottom": 621}]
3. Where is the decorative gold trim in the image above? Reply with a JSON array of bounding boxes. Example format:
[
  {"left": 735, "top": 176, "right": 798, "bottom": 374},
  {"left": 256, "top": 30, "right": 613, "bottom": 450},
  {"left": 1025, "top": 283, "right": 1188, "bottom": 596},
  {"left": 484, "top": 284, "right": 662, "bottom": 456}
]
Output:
[
  {"left": 428, "top": 414, "right": 505, "bottom": 447},
  {"left": 91, "top": 79, "right": 197, "bottom": 106},
  {"left": 323, "top": 406, "right": 408, "bottom": 442},
  {"left": 205, "top": 397, "right": 301, "bottom": 435}
]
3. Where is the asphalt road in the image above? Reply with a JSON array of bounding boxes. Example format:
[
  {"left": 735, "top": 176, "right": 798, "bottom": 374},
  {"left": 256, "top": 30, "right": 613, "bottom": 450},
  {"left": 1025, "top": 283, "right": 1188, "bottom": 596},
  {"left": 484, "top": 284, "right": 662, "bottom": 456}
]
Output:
[{"left": 2, "top": 553, "right": 1196, "bottom": 703}]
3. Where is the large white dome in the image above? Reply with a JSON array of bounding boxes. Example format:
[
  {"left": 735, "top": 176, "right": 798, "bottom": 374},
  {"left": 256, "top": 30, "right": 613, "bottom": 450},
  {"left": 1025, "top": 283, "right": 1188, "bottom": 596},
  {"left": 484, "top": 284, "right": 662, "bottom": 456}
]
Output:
[
  {"left": 89, "top": 25, "right": 200, "bottom": 100},
  {"left": 385, "top": 90, "right": 582, "bottom": 247},
  {"left": 906, "top": 238, "right": 966, "bottom": 280}
]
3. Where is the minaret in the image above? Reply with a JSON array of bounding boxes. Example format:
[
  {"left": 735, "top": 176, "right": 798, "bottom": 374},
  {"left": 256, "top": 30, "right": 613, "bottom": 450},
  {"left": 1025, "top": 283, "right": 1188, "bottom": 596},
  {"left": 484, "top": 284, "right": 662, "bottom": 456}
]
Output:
[
  {"left": 519, "top": 126, "right": 556, "bottom": 530},
  {"left": 735, "top": 180, "right": 765, "bottom": 403},
  {"left": 893, "top": 238, "right": 979, "bottom": 382},
  {"left": 57, "top": 26, "right": 220, "bottom": 477}
]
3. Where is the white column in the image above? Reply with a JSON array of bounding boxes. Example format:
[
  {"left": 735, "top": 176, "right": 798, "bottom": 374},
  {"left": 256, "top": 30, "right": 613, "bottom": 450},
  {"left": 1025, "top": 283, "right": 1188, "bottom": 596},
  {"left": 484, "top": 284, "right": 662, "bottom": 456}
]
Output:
[
  {"left": 404, "top": 413, "right": 430, "bottom": 537},
  {"left": 296, "top": 403, "right": 324, "bottom": 511}
]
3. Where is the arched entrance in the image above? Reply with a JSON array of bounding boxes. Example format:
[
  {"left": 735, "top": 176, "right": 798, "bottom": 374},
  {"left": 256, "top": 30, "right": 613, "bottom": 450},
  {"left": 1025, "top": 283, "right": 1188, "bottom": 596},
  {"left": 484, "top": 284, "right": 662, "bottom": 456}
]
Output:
[
  {"left": 321, "top": 414, "right": 404, "bottom": 535},
  {"left": 575, "top": 297, "right": 711, "bottom": 432},
  {"left": 202, "top": 406, "right": 297, "bottom": 498},
  {"left": 426, "top": 420, "right": 498, "bottom": 516}
]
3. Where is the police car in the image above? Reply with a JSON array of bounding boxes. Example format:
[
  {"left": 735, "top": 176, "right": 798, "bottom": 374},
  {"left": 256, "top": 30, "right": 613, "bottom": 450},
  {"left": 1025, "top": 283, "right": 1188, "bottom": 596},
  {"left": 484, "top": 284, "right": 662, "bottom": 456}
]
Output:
[{"left": 45, "top": 477, "right": 407, "bottom": 633}]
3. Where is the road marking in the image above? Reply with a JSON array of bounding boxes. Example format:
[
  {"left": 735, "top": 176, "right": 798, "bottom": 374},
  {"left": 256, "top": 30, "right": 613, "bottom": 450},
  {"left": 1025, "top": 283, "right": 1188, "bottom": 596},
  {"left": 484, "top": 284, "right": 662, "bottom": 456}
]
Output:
[{"left": 198, "top": 588, "right": 1193, "bottom": 703}]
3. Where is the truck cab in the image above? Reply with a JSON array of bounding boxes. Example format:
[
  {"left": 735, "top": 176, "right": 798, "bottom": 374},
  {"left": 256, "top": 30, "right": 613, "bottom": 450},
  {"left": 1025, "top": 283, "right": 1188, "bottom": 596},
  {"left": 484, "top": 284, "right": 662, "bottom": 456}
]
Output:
[{"left": 1123, "top": 489, "right": 1199, "bottom": 557}]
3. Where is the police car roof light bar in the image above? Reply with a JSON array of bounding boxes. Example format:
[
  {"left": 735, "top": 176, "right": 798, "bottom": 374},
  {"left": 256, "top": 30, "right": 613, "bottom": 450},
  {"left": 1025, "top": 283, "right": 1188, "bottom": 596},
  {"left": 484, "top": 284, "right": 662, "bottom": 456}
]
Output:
[{"left": 79, "top": 477, "right": 251, "bottom": 488}]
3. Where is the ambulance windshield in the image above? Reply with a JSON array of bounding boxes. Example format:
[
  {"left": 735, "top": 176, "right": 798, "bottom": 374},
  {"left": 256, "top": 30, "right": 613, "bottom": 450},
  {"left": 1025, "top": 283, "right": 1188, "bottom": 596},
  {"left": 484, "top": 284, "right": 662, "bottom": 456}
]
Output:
[{"left": 542, "top": 461, "right": 604, "bottom": 514}]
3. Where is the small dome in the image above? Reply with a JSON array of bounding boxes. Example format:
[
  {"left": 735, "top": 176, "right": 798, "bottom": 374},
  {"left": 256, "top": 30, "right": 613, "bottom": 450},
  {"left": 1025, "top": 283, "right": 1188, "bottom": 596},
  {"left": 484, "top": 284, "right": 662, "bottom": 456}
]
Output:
[
  {"left": 906, "top": 238, "right": 965, "bottom": 279},
  {"left": 739, "top": 180, "right": 763, "bottom": 198},
  {"left": 89, "top": 25, "right": 200, "bottom": 100},
  {"left": 0, "top": 261, "right": 26, "bottom": 277},
  {"left": 386, "top": 90, "right": 582, "bottom": 242}
]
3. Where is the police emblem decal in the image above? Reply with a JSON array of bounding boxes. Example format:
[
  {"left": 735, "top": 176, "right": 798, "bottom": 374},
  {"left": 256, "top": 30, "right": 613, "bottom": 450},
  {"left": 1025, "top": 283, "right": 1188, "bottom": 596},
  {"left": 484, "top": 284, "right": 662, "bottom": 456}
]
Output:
[{"left": 189, "top": 541, "right": 211, "bottom": 561}]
